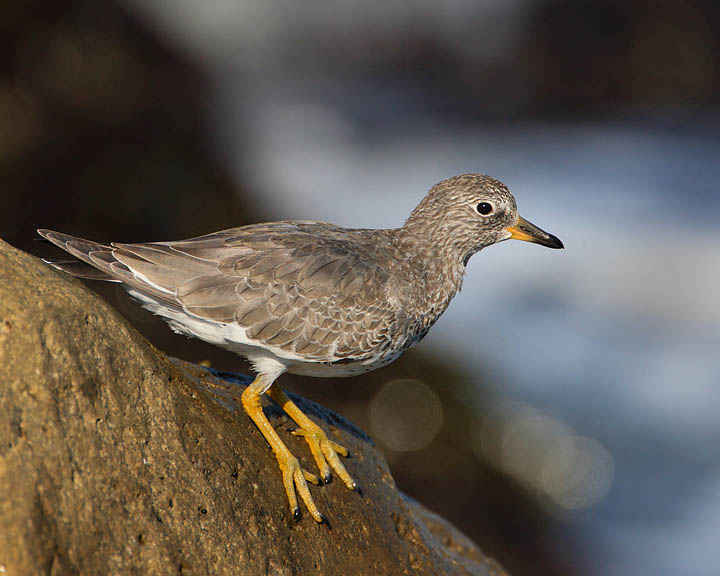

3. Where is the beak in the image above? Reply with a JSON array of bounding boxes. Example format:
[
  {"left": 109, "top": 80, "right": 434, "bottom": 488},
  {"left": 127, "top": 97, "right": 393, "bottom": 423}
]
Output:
[{"left": 506, "top": 216, "right": 564, "bottom": 249}]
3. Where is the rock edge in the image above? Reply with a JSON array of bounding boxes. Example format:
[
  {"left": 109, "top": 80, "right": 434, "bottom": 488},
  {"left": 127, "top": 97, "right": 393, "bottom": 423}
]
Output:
[{"left": 0, "top": 239, "right": 507, "bottom": 576}]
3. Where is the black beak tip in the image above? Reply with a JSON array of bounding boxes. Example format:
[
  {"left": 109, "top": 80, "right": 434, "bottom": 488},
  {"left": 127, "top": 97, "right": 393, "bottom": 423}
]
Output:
[{"left": 547, "top": 234, "right": 564, "bottom": 250}]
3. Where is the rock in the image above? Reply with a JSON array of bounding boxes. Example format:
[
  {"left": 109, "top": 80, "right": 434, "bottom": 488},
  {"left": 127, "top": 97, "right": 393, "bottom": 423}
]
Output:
[{"left": 0, "top": 239, "right": 507, "bottom": 576}]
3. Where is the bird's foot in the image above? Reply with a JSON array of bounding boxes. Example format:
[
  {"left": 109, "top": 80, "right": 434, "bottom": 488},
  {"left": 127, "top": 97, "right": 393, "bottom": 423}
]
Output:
[
  {"left": 265, "top": 382, "right": 360, "bottom": 502},
  {"left": 241, "top": 377, "right": 330, "bottom": 523},
  {"left": 290, "top": 422, "right": 357, "bottom": 491},
  {"left": 275, "top": 448, "right": 327, "bottom": 523}
]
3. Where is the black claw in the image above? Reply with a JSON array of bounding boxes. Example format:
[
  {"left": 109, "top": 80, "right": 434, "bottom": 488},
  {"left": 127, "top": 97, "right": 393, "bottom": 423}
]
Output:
[
  {"left": 319, "top": 514, "right": 331, "bottom": 529},
  {"left": 353, "top": 484, "right": 363, "bottom": 497},
  {"left": 293, "top": 508, "right": 301, "bottom": 522},
  {"left": 316, "top": 476, "right": 324, "bottom": 486},
  {"left": 323, "top": 473, "right": 333, "bottom": 484}
]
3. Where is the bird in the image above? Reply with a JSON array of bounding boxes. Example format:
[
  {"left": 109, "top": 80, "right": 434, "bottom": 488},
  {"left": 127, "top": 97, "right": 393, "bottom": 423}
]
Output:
[{"left": 38, "top": 173, "right": 563, "bottom": 523}]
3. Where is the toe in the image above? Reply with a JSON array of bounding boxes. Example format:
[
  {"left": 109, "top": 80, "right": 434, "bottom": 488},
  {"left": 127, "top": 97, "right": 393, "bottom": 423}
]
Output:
[
  {"left": 277, "top": 454, "right": 326, "bottom": 522},
  {"left": 293, "top": 467, "right": 324, "bottom": 523},
  {"left": 303, "top": 469, "right": 322, "bottom": 485},
  {"left": 329, "top": 440, "right": 349, "bottom": 457},
  {"left": 321, "top": 441, "right": 357, "bottom": 491},
  {"left": 280, "top": 458, "right": 300, "bottom": 514}
]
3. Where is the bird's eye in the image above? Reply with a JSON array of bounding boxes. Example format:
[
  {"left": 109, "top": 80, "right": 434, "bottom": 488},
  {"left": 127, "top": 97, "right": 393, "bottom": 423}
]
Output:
[{"left": 476, "top": 202, "right": 493, "bottom": 216}]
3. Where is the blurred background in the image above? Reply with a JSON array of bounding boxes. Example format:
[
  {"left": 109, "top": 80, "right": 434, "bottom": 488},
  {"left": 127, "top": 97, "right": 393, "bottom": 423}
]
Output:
[{"left": 2, "top": 1, "right": 719, "bottom": 575}]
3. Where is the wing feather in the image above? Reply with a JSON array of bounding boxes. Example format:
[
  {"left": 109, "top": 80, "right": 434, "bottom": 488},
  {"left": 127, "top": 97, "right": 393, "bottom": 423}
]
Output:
[{"left": 39, "top": 222, "right": 405, "bottom": 363}]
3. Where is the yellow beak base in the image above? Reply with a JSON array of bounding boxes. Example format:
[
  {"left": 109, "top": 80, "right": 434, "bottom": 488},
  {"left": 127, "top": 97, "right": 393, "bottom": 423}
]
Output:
[{"left": 506, "top": 216, "right": 564, "bottom": 249}]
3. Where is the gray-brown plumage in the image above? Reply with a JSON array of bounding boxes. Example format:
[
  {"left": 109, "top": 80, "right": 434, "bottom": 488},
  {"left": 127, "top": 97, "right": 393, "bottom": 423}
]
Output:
[{"left": 38, "top": 173, "right": 563, "bottom": 523}]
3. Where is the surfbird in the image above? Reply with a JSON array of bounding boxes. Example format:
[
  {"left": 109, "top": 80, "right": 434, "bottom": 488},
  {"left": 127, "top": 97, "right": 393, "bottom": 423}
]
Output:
[{"left": 38, "top": 173, "right": 563, "bottom": 523}]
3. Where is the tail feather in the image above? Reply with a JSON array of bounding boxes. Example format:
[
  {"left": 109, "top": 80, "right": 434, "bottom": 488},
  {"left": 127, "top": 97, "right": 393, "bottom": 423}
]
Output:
[
  {"left": 36, "top": 229, "right": 178, "bottom": 304},
  {"left": 43, "top": 259, "right": 119, "bottom": 281},
  {"left": 37, "top": 229, "right": 111, "bottom": 260}
]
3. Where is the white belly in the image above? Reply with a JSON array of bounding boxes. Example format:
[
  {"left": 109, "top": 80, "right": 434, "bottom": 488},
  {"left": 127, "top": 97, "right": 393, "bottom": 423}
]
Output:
[{"left": 128, "top": 290, "right": 403, "bottom": 379}]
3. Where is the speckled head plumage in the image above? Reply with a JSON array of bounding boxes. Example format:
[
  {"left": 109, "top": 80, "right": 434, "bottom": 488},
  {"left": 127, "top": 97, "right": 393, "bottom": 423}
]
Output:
[{"left": 402, "top": 173, "right": 562, "bottom": 266}]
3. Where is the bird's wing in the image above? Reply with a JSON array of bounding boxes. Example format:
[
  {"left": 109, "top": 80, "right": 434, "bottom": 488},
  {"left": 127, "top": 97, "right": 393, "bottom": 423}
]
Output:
[
  {"left": 170, "top": 223, "right": 400, "bottom": 362},
  {"left": 39, "top": 223, "right": 402, "bottom": 362}
]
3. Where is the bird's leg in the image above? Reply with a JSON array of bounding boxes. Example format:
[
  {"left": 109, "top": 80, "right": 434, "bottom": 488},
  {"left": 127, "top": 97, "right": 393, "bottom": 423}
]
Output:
[
  {"left": 240, "top": 375, "right": 325, "bottom": 523},
  {"left": 266, "top": 383, "right": 358, "bottom": 491}
]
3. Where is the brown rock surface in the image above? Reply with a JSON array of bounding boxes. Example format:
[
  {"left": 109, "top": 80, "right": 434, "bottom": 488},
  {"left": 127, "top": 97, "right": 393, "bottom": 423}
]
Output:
[{"left": 0, "top": 239, "right": 507, "bottom": 576}]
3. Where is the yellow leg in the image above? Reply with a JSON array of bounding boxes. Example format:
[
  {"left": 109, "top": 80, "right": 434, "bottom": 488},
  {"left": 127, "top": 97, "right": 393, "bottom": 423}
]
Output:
[
  {"left": 266, "top": 383, "right": 358, "bottom": 492},
  {"left": 240, "top": 375, "right": 325, "bottom": 523}
]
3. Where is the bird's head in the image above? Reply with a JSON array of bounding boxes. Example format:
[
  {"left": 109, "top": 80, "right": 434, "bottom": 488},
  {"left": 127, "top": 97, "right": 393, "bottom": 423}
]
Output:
[{"left": 402, "top": 173, "right": 563, "bottom": 266}]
